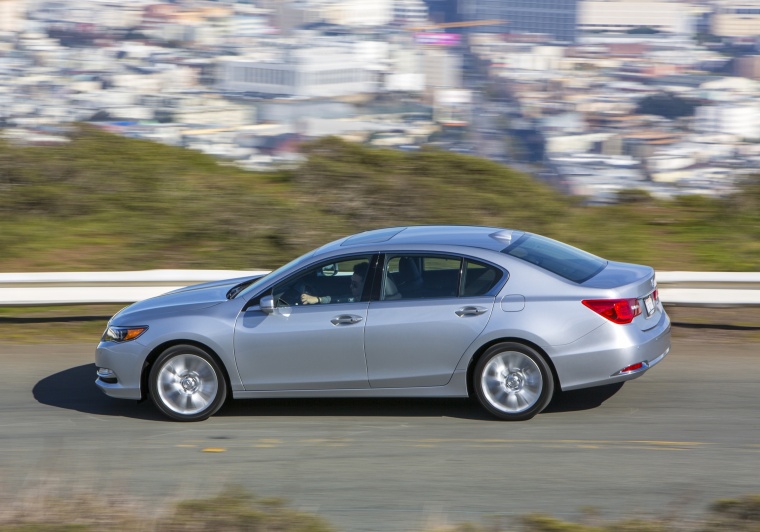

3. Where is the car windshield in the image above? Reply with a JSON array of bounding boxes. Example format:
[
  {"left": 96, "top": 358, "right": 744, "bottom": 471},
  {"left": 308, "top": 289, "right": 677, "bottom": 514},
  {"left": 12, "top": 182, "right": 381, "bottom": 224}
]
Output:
[
  {"left": 235, "top": 252, "right": 315, "bottom": 299},
  {"left": 501, "top": 233, "right": 606, "bottom": 283}
]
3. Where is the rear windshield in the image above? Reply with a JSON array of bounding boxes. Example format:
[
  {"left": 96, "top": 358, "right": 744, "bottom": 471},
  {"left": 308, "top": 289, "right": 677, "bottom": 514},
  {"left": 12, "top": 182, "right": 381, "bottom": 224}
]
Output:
[{"left": 501, "top": 234, "right": 606, "bottom": 283}]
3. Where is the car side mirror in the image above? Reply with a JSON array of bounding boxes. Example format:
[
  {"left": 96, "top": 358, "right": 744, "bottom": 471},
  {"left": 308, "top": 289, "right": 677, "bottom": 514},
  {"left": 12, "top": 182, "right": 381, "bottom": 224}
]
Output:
[
  {"left": 259, "top": 295, "right": 275, "bottom": 314},
  {"left": 321, "top": 263, "right": 337, "bottom": 276}
]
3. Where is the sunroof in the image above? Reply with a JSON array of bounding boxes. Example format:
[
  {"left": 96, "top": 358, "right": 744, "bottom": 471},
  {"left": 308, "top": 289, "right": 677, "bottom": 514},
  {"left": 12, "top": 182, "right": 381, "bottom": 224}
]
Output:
[{"left": 341, "top": 227, "right": 406, "bottom": 246}]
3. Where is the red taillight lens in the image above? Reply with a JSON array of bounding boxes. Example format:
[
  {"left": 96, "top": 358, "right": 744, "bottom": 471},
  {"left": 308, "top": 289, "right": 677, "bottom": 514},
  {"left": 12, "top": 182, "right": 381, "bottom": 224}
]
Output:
[
  {"left": 619, "top": 362, "right": 645, "bottom": 373},
  {"left": 582, "top": 298, "right": 641, "bottom": 324}
]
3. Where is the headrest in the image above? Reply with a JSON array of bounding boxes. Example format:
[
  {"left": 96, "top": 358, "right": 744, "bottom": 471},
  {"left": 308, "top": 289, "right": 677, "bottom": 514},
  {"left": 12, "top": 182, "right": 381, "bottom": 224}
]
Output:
[{"left": 384, "top": 276, "right": 400, "bottom": 299}]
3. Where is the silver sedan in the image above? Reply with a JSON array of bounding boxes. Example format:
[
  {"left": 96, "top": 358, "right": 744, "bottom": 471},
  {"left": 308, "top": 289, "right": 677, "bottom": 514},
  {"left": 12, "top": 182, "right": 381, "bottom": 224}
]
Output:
[{"left": 95, "top": 226, "right": 671, "bottom": 421}]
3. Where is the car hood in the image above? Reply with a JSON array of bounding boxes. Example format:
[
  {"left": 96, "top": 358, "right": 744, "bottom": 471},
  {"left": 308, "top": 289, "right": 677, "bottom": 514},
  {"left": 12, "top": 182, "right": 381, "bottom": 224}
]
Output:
[
  {"left": 163, "top": 275, "right": 265, "bottom": 296},
  {"left": 111, "top": 275, "right": 264, "bottom": 323}
]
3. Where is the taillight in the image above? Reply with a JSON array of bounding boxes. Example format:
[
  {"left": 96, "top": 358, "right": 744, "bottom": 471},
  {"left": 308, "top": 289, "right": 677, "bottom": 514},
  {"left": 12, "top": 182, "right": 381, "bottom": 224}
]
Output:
[{"left": 582, "top": 298, "right": 641, "bottom": 324}]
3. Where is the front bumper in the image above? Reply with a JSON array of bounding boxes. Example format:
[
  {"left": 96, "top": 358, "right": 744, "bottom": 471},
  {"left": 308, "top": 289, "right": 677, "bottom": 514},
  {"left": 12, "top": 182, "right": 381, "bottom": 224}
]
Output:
[{"left": 94, "top": 341, "right": 146, "bottom": 400}]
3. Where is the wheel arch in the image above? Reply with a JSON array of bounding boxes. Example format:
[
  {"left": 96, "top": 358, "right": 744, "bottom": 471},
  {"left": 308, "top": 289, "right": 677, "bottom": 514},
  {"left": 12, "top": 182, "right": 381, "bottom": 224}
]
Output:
[
  {"left": 465, "top": 337, "right": 560, "bottom": 398},
  {"left": 140, "top": 340, "right": 233, "bottom": 402}
]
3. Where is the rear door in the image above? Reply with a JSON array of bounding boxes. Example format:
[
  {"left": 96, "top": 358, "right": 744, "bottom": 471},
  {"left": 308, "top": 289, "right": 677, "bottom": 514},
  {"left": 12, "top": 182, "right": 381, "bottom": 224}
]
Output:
[{"left": 364, "top": 254, "right": 501, "bottom": 388}]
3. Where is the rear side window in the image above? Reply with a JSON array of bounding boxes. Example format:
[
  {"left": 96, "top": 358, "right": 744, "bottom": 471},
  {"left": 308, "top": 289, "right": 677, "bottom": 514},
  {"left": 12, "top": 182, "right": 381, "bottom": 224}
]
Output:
[
  {"left": 384, "top": 255, "right": 503, "bottom": 300},
  {"left": 502, "top": 234, "right": 606, "bottom": 283},
  {"left": 385, "top": 255, "right": 461, "bottom": 300},
  {"left": 462, "top": 259, "right": 503, "bottom": 296}
]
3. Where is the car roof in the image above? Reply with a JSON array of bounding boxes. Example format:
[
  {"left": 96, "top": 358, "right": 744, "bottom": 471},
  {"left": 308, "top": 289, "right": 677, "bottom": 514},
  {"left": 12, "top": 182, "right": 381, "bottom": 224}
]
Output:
[{"left": 317, "top": 226, "right": 522, "bottom": 254}]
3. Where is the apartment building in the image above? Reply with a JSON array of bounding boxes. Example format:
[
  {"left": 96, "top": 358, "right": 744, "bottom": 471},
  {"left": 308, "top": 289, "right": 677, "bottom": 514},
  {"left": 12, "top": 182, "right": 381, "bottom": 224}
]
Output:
[
  {"left": 711, "top": 1, "right": 760, "bottom": 38},
  {"left": 578, "top": 0, "right": 693, "bottom": 35},
  {"left": 217, "top": 44, "right": 377, "bottom": 98},
  {"left": 459, "top": 0, "right": 578, "bottom": 42},
  {"left": 0, "top": 0, "right": 26, "bottom": 33}
]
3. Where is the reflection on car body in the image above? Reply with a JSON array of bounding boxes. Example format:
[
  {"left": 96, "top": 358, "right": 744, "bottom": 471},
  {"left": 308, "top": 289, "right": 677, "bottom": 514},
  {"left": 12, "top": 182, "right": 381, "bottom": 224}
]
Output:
[{"left": 95, "top": 226, "right": 671, "bottom": 421}]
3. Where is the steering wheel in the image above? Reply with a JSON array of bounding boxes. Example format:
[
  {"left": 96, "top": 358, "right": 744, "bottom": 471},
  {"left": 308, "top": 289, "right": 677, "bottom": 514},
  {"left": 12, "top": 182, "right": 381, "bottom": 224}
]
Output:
[{"left": 278, "top": 282, "right": 315, "bottom": 306}]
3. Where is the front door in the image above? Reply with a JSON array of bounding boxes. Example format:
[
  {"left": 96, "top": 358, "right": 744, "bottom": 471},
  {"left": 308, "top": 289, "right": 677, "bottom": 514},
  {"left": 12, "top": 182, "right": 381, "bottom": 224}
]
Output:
[{"left": 233, "top": 255, "right": 373, "bottom": 391}]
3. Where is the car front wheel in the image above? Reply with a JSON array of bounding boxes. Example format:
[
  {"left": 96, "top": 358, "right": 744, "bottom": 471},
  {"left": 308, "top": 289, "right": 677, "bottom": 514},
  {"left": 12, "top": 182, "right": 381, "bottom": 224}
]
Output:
[
  {"left": 473, "top": 342, "right": 554, "bottom": 421},
  {"left": 149, "top": 345, "right": 227, "bottom": 421}
]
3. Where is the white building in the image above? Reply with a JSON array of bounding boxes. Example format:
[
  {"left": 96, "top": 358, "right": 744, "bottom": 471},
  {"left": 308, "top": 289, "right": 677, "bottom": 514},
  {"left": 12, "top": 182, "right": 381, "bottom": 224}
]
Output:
[
  {"left": 217, "top": 45, "right": 378, "bottom": 98},
  {"left": 28, "top": 0, "right": 145, "bottom": 30},
  {"left": 578, "top": 0, "right": 693, "bottom": 35},
  {"left": 695, "top": 103, "right": 760, "bottom": 140},
  {"left": 230, "top": 14, "right": 274, "bottom": 37},
  {"left": 504, "top": 45, "right": 564, "bottom": 71},
  {"left": 273, "top": 0, "right": 392, "bottom": 30},
  {"left": 393, "top": 0, "right": 429, "bottom": 27},
  {"left": 422, "top": 47, "right": 462, "bottom": 90},
  {"left": 712, "top": 1, "right": 760, "bottom": 38},
  {"left": 0, "top": 0, "right": 26, "bottom": 33},
  {"left": 321, "top": 0, "right": 393, "bottom": 26},
  {"left": 384, "top": 40, "right": 425, "bottom": 92},
  {"left": 700, "top": 76, "right": 760, "bottom": 99}
]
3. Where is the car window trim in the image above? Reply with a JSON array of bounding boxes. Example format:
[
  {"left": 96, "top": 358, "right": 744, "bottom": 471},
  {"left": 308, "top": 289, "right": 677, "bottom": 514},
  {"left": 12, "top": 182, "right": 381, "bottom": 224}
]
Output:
[
  {"left": 242, "top": 253, "right": 380, "bottom": 311},
  {"left": 378, "top": 252, "right": 508, "bottom": 301},
  {"left": 461, "top": 257, "right": 506, "bottom": 298}
]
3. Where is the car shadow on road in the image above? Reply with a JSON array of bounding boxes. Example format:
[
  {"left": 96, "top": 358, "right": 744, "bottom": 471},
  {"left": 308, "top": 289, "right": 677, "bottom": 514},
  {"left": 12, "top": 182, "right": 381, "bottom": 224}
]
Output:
[
  {"left": 544, "top": 382, "right": 624, "bottom": 414},
  {"left": 218, "top": 382, "right": 625, "bottom": 420},
  {"left": 33, "top": 363, "right": 164, "bottom": 421},
  {"left": 219, "top": 397, "right": 494, "bottom": 420},
  {"left": 33, "top": 364, "right": 624, "bottom": 421}
]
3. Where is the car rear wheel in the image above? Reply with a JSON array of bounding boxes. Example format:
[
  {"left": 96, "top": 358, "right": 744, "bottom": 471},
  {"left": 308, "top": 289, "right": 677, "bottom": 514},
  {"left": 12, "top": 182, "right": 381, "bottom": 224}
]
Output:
[
  {"left": 149, "top": 345, "right": 227, "bottom": 421},
  {"left": 473, "top": 342, "right": 554, "bottom": 421}
]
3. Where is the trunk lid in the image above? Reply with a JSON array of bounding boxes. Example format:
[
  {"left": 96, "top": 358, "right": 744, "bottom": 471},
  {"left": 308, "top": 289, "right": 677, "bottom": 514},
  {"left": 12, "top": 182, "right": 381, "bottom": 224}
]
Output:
[{"left": 583, "top": 261, "right": 661, "bottom": 331}]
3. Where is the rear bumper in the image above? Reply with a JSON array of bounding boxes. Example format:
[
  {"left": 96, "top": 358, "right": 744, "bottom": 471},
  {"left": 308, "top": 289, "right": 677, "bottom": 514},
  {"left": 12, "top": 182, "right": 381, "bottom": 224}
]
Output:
[
  {"left": 610, "top": 346, "right": 669, "bottom": 377},
  {"left": 550, "top": 310, "right": 671, "bottom": 391}
]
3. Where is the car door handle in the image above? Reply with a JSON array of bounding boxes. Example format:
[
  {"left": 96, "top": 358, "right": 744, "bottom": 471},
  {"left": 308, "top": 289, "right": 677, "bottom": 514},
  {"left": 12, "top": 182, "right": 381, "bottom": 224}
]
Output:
[
  {"left": 455, "top": 306, "right": 488, "bottom": 317},
  {"left": 330, "top": 315, "right": 364, "bottom": 326}
]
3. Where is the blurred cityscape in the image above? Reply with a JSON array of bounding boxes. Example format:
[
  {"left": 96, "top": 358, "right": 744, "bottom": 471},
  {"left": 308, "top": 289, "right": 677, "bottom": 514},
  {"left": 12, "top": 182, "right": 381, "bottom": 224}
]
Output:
[{"left": 2, "top": 0, "right": 760, "bottom": 203}]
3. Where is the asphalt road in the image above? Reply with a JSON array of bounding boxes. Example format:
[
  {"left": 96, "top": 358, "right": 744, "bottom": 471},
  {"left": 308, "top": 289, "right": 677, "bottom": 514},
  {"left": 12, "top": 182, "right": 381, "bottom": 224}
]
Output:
[{"left": 1, "top": 335, "right": 759, "bottom": 531}]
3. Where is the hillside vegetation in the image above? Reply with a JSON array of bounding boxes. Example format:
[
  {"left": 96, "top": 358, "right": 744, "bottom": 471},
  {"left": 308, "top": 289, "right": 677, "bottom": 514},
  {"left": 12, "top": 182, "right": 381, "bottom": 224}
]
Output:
[
  {"left": 2, "top": 485, "right": 760, "bottom": 531},
  {"left": 1, "top": 125, "right": 759, "bottom": 272}
]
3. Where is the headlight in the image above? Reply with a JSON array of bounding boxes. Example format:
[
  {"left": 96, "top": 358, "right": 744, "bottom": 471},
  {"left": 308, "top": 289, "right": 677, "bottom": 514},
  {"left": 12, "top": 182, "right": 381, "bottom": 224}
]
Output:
[{"left": 102, "top": 326, "right": 148, "bottom": 343}]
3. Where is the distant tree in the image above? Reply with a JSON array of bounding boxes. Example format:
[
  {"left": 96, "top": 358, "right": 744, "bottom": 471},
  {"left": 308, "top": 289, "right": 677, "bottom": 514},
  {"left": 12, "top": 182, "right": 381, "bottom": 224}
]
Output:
[
  {"left": 89, "top": 110, "right": 111, "bottom": 122},
  {"left": 617, "top": 188, "right": 653, "bottom": 204},
  {"left": 627, "top": 26, "right": 660, "bottom": 34},
  {"left": 636, "top": 93, "right": 697, "bottom": 119},
  {"left": 484, "top": 81, "right": 510, "bottom": 102},
  {"left": 696, "top": 32, "right": 722, "bottom": 44}
]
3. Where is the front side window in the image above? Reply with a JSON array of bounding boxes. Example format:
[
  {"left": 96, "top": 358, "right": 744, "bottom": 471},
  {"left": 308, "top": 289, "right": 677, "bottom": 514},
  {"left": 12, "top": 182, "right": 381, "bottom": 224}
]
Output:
[{"left": 271, "top": 256, "right": 372, "bottom": 307}]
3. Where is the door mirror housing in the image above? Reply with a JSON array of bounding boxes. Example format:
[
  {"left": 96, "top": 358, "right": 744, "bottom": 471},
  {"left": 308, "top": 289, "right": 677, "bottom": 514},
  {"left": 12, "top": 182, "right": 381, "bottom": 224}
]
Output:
[
  {"left": 259, "top": 295, "right": 275, "bottom": 314},
  {"left": 321, "top": 263, "right": 338, "bottom": 276}
]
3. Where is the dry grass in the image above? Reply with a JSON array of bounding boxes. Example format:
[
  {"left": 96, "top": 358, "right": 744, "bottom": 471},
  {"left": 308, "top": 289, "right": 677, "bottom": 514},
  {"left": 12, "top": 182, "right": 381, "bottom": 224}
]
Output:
[
  {"left": 0, "top": 483, "right": 759, "bottom": 532},
  {"left": 0, "top": 305, "right": 120, "bottom": 344},
  {"left": 666, "top": 305, "right": 760, "bottom": 344},
  {"left": 424, "top": 494, "right": 760, "bottom": 531},
  {"left": 0, "top": 485, "right": 333, "bottom": 532}
]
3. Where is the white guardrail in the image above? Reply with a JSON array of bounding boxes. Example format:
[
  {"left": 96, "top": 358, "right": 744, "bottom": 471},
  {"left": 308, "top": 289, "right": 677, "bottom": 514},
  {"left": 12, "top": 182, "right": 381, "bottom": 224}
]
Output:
[{"left": 0, "top": 270, "right": 760, "bottom": 307}]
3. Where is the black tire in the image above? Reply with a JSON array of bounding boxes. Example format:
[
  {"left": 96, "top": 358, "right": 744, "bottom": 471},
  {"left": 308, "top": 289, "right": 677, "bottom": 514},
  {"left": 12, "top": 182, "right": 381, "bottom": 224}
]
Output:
[
  {"left": 473, "top": 342, "right": 554, "bottom": 421},
  {"left": 149, "top": 344, "right": 227, "bottom": 421}
]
